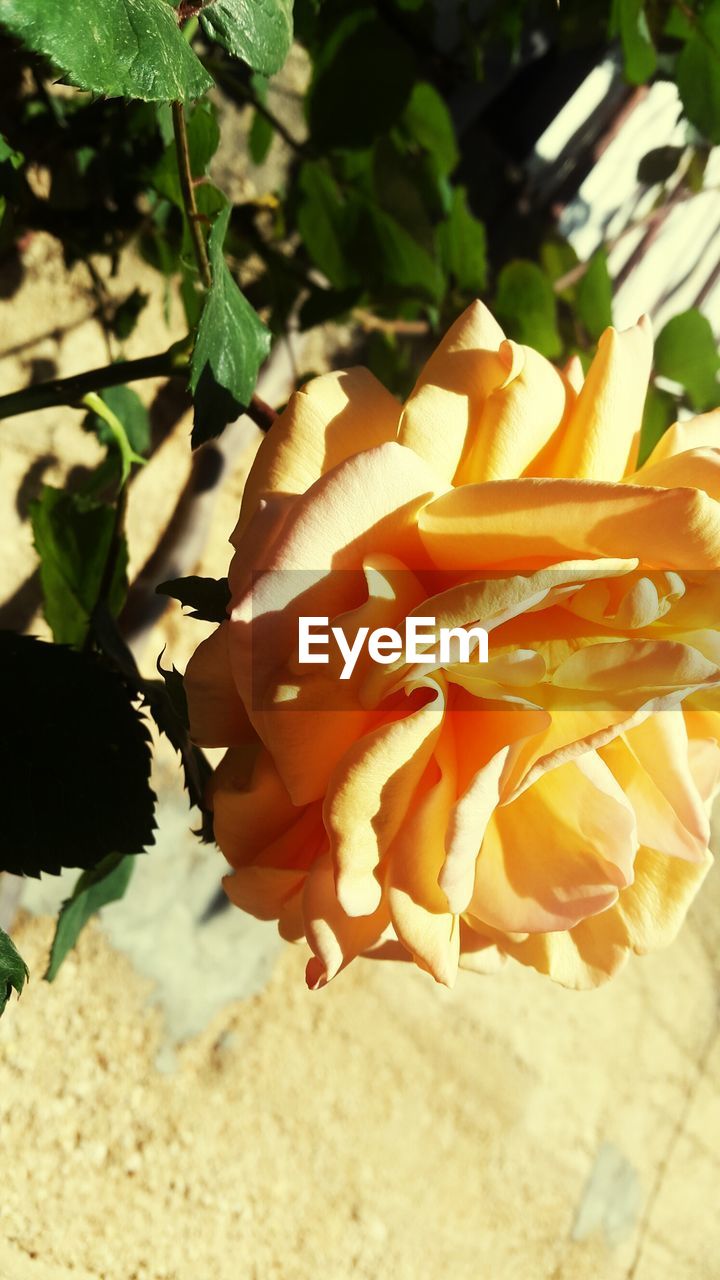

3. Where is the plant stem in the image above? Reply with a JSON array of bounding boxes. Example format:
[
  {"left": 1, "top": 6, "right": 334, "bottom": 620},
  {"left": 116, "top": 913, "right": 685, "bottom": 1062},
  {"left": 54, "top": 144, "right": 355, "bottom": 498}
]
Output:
[
  {"left": 0, "top": 347, "right": 186, "bottom": 420},
  {"left": 172, "top": 101, "right": 212, "bottom": 290},
  {"left": 206, "top": 60, "right": 307, "bottom": 155},
  {"left": 0, "top": 346, "right": 277, "bottom": 432},
  {"left": 82, "top": 392, "right": 146, "bottom": 486}
]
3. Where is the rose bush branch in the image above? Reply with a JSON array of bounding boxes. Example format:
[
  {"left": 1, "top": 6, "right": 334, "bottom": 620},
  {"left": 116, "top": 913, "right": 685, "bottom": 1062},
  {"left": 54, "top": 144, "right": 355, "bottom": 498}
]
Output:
[
  {"left": 172, "top": 100, "right": 212, "bottom": 290},
  {"left": 0, "top": 349, "right": 277, "bottom": 433}
]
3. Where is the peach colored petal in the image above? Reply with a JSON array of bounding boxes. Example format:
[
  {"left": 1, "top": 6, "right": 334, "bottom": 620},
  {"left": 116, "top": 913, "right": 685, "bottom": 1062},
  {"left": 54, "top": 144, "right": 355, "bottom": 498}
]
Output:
[
  {"left": 386, "top": 728, "right": 459, "bottom": 985},
  {"left": 600, "top": 731, "right": 708, "bottom": 864},
  {"left": 550, "top": 318, "right": 652, "bottom": 480},
  {"left": 625, "top": 713, "right": 711, "bottom": 852},
  {"left": 418, "top": 477, "right": 720, "bottom": 570},
  {"left": 630, "top": 446, "right": 720, "bottom": 500},
  {"left": 324, "top": 677, "right": 446, "bottom": 917},
  {"left": 302, "top": 852, "right": 390, "bottom": 988},
  {"left": 469, "top": 754, "right": 637, "bottom": 934},
  {"left": 184, "top": 622, "right": 255, "bottom": 748},
  {"left": 224, "top": 865, "right": 307, "bottom": 920},
  {"left": 640, "top": 409, "right": 720, "bottom": 466},
  {"left": 236, "top": 367, "right": 400, "bottom": 538},
  {"left": 234, "top": 557, "right": 427, "bottom": 806},
  {"left": 228, "top": 493, "right": 294, "bottom": 599},
  {"left": 210, "top": 747, "right": 319, "bottom": 870},
  {"left": 398, "top": 300, "right": 507, "bottom": 482},
  {"left": 498, "top": 845, "right": 712, "bottom": 989},
  {"left": 456, "top": 341, "right": 570, "bottom": 484},
  {"left": 563, "top": 353, "right": 584, "bottom": 394},
  {"left": 551, "top": 638, "right": 718, "bottom": 694}
]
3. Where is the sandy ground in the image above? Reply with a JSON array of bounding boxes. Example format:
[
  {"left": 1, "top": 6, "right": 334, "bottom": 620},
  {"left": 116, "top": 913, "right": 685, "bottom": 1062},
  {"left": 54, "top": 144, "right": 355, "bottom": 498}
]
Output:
[
  {"left": 2, "top": 191, "right": 720, "bottom": 1280},
  {"left": 1, "top": 873, "right": 719, "bottom": 1280}
]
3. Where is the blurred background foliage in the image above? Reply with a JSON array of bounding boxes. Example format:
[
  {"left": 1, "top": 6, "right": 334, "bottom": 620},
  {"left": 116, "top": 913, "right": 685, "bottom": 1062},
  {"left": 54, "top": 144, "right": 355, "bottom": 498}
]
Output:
[
  {"left": 1, "top": 0, "right": 720, "bottom": 998},
  {"left": 1, "top": 0, "right": 719, "bottom": 425}
]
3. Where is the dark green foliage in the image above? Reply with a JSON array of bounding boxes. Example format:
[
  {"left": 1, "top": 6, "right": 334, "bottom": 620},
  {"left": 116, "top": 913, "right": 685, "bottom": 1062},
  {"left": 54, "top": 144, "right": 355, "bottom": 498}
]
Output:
[
  {"left": 495, "top": 261, "right": 562, "bottom": 358},
  {"left": 157, "top": 576, "right": 231, "bottom": 622},
  {"left": 655, "top": 310, "right": 720, "bottom": 411},
  {"left": 189, "top": 206, "right": 271, "bottom": 445},
  {"left": 30, "top": 488, "right": 128, "bottom": 649},
  {"left": 0, "top": 635, "right": 156, "bottom": 877},
  {"left": 200, "top": 0, "right": 294, "bottom": 76},
  {"left": 0, "top": 0, "right": 213, "bottom": 101},
  {"left": 0, "top": 929, "right": 29, "bottom": 1018},
  {"left": 83, "top": 387, "right": 151, "bottom": 457},
  {"left": 45, "top": 853, "right": 136, "bottom": 981},
  {"left": 576, "top": 250, "right": 613, "bottom": 341}
]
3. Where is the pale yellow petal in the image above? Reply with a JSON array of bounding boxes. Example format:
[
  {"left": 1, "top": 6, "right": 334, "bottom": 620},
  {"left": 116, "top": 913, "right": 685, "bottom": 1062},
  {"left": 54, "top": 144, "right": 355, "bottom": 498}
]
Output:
[
  {"left": 551, "top": 318, "right": 653, "bottom": 480},
  {"left": 418, "top": 477, "right": 720, "bottom": 570},
  {"left": 386, "top": 729, "right": 459, "bottom": 986},
  {"left": 469, "top": 753, "right": 637, "bottom": 934},
  {"left": 640, "top": 409, "right": 720, "bottom": 465},
  {"left": 237, "top": 367, "right": 400, "bottom": 537},
  {"left": 456, "top": 341, "right": 570, "bottom": 484},
  {"left": 398, "top": 300, "right": 507, "bottom": 482},
  {"left": 324, "top": 677, "right": 446, "bottom": 917},
  {"left": 303, "top": 852, "right": 390, "bottom": 988},
  {"left": 499, "top": 845, "right": 712, "bottom": 989}
]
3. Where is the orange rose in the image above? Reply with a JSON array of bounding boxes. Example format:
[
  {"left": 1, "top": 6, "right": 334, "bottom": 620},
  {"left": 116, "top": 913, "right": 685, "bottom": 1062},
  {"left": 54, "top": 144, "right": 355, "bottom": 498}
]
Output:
[{"left": 185, "top": 302, "right": 720, "bottom": 990}]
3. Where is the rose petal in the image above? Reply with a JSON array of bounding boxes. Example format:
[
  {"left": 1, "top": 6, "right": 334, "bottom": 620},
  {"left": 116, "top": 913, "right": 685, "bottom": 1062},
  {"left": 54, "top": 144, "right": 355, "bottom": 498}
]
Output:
[
  {"left": 630, "top": 447, "right": 720, "bottom": 500},
  {"left": 302, "top": 852, "right": 390, "bottom": 988},
  {"left": 236, "top": 368, "right": 400, "bottom": 538},
  {"left": 325, "top": 677, "right": 446, "bottom": 917},
  {"left": 418, "top": 477, "right": 720, "bottom": 570},
  {"left": 457, "top": 341, "right": 570, "bottom": 484},
  {"left": 185, "top": 622, "right": 255, "bottom": 748},
  {"left": 386, "top": 728, "right": 460, "bottom": 986},
  {"left": 497, "top": 845, "right": 712, "bottom": 989},
  {"left": 640, "top": 409, "right": 720, "bottom": 466},
  {"left": 469, "top": 753, "right": 637, "bottom": 934},
  {"left": 550, "top": 318, "right": 652, "bottom": 480},
  {"left": 398, "top": 300, "right": 507, "bottom": 482}
]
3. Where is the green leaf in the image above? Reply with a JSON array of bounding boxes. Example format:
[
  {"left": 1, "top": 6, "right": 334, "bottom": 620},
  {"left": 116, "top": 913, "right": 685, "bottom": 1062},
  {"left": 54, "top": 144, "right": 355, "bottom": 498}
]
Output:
[
  {"left": 308, "top": 11, "right": 417, "bottom": 150},
  {"left": 0, "top": 0, "right": 213, "bottom": 102},
  {"left": 611, "top": 0, "right": 657, "bottom": 84},
  {"left": 350, "top": 198, "right": 444, "bottom": 304},
  {"left": 0, "top": 634, "right": 156, "bottom": 877},
  {"left": 540, "top": 238, "right": 579, "bottom": 302},
  {"left": 495, "top": 261, "right": 562, "bottom": 358},
  {"left": 576, "top": 249, "right": 613, "bottom": 341},
  {"left": 373, "top": 136, "right": 443, "bottom": 249},
  {"left": 200, "top": 0, "right": 293, "bottom": 76},
  {"left": 83, "top": 386, "right": 151, "bottom": 457},
  {"left": 147, "top": 659, "right": 213, "bottom": 831},
  {"left": 0, "top": 928, "right": 28, "bottom": 1019},
  {"left": 30, "top": 487, "right": 128, "bottom": 648},
  {"left": 45, "top": 853, "right": 136, "bottom": 982},
  {"left": 0, "top": 135, "right": 23, "bottom": 171},
  {"left": 157, "top": 575, "right": 230, "bottom": 621},
  {"left": 297, "top": 162, "right": 356, "bottom": 288},
  {"left": 189, "top": 205, "right": 271, "bottom": 446},
  {"left": 677, "top": 2, "right": 720, "bottom": 144},
  {"left": 654, "top": 308, "right": 720, "bottom": 411},
  {"left": 638, "top": 383, "right": 677, "bottom": 466},
  {"left": 637, "top": 145, "right": 684, "bottom": 186},
  {"left": 402, "top": 82, "right": 459, "bottom": 177},
  {"left": 438, "top": 186, "right": 487, "bottom": 294},
  {"left": 249, "top": 110, "right": 274, "bottom": 164}
]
